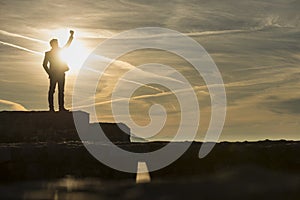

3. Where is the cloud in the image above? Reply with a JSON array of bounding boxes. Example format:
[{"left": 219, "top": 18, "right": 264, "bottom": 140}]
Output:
[
  {"left": 73, "top": 84, "right": 209, "bottom": 110},
  {"left": 89, "top": 54, "right": 185, "bottom": 84},
  {"left": 0, "top": 40, "right": 43, "bottom": 56},
  {"left": 0, "top": 99, "right": 27, "bottom": 111},
  {"left": 0, "top": 29, "right": 47, "bottom": 44},
  {"left": 266, "top": 98, "right": 300, "bottom": 115}
]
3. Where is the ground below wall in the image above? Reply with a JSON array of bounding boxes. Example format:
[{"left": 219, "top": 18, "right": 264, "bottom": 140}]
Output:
[{"left": 0, "top": 141, "right": 299, "bottom": 181}]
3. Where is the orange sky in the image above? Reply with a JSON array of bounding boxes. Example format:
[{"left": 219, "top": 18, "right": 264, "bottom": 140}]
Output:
[{"left": 0, "top": 0, "right": 299, "bottom": 141}]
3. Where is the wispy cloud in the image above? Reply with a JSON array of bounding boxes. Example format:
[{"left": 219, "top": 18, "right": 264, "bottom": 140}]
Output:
[
  {"left": 72, "top": 85, "right": 208, "bottom": 109},
  {"left": 118, "top": 78, "right": 165, "bottom": 93},
  {"left": 0, "top": 99, "right": 27, "bottom": 111},
  {"left": 0, "top": 40, "right": 43, "bottom": 55},
  {"left": 88, "top": 54, "right": 185, "bottom": 84},
  {"left": 0, "top": 29, "right": 47, "bottom": 44}
]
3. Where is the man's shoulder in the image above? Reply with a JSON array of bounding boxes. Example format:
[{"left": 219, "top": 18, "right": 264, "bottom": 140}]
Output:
[{"left": 44, "top": 50, "right": 53, "bottom": 57}]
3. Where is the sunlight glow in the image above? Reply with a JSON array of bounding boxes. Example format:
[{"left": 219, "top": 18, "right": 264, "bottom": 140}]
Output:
[
  {"left": 60, "top": 41, "right": 90, "bottom": 72},
  {"left": 50, "top": 29, "right": 90, "bottom": 72}
]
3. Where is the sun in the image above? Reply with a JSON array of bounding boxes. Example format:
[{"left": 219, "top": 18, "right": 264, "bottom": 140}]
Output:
[
  {"left": 50, "top": 29, "right": 90, "bottom": 72},
  {"left": 60, "top": 41, "right": 90, "bottom": 72}
]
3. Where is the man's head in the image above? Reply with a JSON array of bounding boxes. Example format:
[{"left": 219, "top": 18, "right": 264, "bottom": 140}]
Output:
[{"left": 50, "top": 39, "right": 58, "bottom": 49}]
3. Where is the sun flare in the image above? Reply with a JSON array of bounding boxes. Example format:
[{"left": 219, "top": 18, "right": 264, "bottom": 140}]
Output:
[{"left": 50, "top": 29, "right": 90, "bottom": 72}]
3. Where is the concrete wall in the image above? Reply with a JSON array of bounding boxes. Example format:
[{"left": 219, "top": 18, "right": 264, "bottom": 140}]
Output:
[{"left": 0, "top": 111, "right": 130, "bottom": 143}]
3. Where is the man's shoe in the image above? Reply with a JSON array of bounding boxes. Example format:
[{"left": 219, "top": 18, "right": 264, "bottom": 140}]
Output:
[
  {"left": 49, "top": 108, "right": 55, "bottom": 112},
  {"left": 59, "top": 107, "right": 69, "bottom": 112}
]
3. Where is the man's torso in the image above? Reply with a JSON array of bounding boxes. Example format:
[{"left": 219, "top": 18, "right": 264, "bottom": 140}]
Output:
[{"left": 45, "top": 49, "right": 69, "bottom": 75}]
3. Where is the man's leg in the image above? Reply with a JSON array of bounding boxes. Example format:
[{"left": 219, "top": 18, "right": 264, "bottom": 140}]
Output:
[
  {"left": 58, "top": 74, "right": 67, "bottom": 111},
  {"left": 48, "top": 77, "right": 56, "bottom": 111}
]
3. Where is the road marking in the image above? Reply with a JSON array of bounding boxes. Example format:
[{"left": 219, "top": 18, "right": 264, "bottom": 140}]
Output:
[{"left": 136, "top": 162, "right": 151, "bottom": 183}]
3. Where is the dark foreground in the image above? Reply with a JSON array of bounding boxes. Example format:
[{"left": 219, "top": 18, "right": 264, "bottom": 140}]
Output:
[
  {"left": 1, "top": 168, "right": 299, "bottom": 200},
  {"left": 0, "top": 140, "right": 299, "bottom": 199}
]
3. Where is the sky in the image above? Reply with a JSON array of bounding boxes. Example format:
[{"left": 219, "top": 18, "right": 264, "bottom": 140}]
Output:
[{"left": 0, "top": 0, "right": 299, "bottom": 142}]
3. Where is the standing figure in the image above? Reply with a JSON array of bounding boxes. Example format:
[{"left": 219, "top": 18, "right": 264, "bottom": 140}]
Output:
[{"left": 43, "top": 30, "right": 74, "bottom": 112}]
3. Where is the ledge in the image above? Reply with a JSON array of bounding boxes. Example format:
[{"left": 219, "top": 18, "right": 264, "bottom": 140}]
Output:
[{"left": 0, "top": 111, "right": 130, "bottom": 143}]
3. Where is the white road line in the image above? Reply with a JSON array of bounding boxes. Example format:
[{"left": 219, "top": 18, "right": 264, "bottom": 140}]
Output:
[{"left": 136, "top": 162, "right": 151, "bottom": 183}]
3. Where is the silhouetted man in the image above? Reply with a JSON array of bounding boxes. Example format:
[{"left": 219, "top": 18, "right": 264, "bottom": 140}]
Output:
[{"left": 43, "top": 30, "right": 74, "bottom": 112}]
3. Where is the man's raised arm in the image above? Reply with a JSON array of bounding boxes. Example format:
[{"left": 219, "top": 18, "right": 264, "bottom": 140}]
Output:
[{"left": 63, "top": 30, "right": 74, "bottom": 49}]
